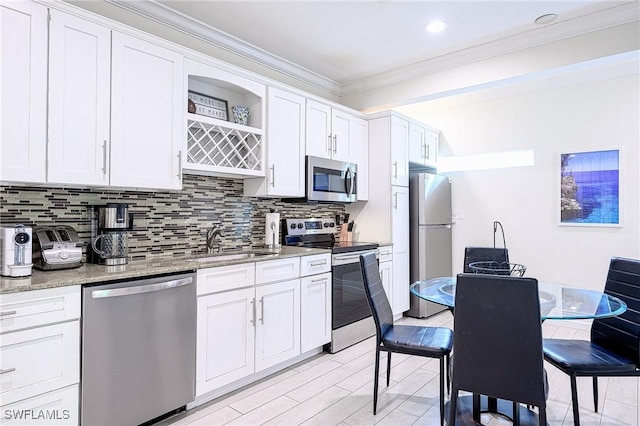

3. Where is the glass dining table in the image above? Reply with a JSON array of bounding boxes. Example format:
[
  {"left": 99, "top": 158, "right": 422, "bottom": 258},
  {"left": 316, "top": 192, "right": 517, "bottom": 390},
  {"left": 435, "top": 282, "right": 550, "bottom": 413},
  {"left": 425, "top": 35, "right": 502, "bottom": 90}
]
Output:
[{"left": 410, "top": 276, "right": 628, "bottom": 425}]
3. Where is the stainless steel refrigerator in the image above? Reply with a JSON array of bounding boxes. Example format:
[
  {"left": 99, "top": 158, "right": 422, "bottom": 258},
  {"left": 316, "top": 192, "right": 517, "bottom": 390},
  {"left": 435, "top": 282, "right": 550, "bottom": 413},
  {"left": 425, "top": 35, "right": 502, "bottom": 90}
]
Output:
[{"left": 406, "top": 173, "right": 452, "bottom": 318}]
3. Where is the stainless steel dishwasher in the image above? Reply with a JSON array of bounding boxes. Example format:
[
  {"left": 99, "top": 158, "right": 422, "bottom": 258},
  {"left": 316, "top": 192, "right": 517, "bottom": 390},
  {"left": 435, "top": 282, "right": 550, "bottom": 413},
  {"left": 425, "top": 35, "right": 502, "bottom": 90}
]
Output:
[{"left": 81, "top": 272, "right": 196, "bottom": 426}]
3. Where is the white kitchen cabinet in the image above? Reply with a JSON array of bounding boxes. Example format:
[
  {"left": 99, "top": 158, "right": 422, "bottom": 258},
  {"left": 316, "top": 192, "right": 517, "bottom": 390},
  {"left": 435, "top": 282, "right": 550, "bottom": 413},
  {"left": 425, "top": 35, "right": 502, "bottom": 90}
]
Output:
[
  {"left": 408, "top": 122, "right": 439, "bottom": 167},
  {"left": 0, "top": 0, "right": 47, "bottom": 183},
  {"left": 305, "top": 99, "right": 354, "bottom": 163},
  {"left": 350, "top": 115, "right": 369, "bottom": 201},
  {"left": 244, "top": 87, "right": 305, "bottom": 197},
  {"left": 255, "top": 256, "right": 300, "bottom": 284},
  {"left": 391, "top": 117, "right": 410, "bottom": 187},
  {"left": 196, "top": 287, "right": 255, "bottom": 395},
  {"left": 47, "top": 10, "right": 111, "bottom": 186},
  {"left": 300, "top": 272, "right": 331, "bottom": 352},
  {"left": 379, "top": 246, "right": 393, "bottom": 305},
  {"left": 391, "top": 186, "right": 410, "bottom": 315},
  {"left": 300, "top": 253, "right": 331, "bottom": 277},
  {"left": 1, "top": 384, "right": 78, "bottom": 426},
  {"left": 110, "top": 32, "right": 183, "bottom": 190},
  {"left": 255, "top": 278, "right": 300, "bottom": 371}
]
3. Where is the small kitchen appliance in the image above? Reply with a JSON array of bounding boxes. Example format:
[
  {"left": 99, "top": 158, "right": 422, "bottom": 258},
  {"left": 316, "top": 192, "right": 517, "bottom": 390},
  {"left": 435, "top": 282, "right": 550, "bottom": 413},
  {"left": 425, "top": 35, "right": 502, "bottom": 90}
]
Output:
[
  {"left": 0, "top": 225, "right": 33, "bottom": 277},
  {"left": 32, "top": 225, "right": 83, "bottom": 270},
  {"left": 284, "top": 217, "right": 378, "bottom": 353},
  {"left": 88, "top": 204, "right": 134, "bottom": 266}
]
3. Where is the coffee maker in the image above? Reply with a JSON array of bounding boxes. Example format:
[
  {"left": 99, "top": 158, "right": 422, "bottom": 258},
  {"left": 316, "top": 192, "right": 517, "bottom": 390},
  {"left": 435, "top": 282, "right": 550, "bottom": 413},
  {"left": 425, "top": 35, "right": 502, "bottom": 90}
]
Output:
[{"left": 88, "top": 204, "right": 134, "bottom": 265}]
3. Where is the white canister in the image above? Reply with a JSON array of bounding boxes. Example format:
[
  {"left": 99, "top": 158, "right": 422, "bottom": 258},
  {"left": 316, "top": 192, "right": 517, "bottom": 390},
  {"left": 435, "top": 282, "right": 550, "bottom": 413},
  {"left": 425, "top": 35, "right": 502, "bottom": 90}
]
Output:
[{"left": 264, "top": 212, "right": 280, "bottom": 248}]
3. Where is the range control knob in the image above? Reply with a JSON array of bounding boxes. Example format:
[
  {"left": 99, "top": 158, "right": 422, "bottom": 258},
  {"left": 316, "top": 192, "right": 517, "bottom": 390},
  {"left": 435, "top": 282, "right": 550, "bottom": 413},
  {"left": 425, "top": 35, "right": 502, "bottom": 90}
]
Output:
[
  {"left": 323, "top": 223, "right": 330, "bottom": 228},
  {"left": 59, "top": 251, "right": 69, "bottom": 260},
  {"left": 329, "top": 222, "right": 335, "bottom": 228},
  {"left": 297, "top": 223, "right": 303, "bottom": 229},
  {"left": 290, "top": 223, "right": 296, "bottom": 229}
]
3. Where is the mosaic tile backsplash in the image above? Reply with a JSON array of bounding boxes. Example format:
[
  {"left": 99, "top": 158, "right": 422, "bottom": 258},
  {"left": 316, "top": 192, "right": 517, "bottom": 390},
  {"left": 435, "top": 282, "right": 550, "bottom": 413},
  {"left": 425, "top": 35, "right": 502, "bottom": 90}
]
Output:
[{"left": 0, "top": 175, "right": 346, "bottom": 261}]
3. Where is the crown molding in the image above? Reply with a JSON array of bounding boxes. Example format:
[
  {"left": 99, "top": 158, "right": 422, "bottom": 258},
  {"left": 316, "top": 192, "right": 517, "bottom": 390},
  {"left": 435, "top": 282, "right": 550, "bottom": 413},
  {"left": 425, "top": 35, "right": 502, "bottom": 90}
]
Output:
[{"left": 105, "top": 0, "right": 342, "bottom": 96}]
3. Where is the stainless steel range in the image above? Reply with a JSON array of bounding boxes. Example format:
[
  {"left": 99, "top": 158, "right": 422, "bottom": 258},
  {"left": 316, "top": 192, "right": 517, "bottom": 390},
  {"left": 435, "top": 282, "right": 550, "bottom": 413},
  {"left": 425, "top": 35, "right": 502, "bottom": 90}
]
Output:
[{"left": 284, "top": 217, "right": 378, "bottom": 353}]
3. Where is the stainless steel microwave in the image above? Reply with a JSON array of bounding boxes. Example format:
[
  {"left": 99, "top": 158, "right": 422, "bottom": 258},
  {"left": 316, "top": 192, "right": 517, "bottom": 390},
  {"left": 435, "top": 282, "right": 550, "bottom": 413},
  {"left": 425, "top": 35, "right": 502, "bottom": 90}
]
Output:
[{"left": 306, "top": 156, "right": 357, "bottom": 203}]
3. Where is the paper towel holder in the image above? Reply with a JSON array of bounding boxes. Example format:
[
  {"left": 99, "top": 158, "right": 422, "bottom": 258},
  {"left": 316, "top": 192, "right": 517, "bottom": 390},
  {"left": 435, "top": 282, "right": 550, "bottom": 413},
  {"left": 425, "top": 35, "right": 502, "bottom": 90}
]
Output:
[{"left": 265, "top": 210, "right": 281, "bottom": 249}]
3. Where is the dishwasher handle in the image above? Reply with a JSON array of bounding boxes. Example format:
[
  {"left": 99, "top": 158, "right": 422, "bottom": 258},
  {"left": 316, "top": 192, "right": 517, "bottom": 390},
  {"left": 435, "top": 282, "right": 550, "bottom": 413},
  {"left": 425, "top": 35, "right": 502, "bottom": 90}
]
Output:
[{"left": 91, "top": 277, "right": 193, "bottom": 299}]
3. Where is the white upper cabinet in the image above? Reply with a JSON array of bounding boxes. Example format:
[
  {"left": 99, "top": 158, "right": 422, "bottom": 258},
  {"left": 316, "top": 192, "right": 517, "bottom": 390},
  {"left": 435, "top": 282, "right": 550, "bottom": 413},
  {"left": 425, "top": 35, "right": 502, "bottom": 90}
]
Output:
[
  {"left": 183, "top": 58, "right": 265, "bottom": 178},
  {"left": 0, "top": 1, "right": 47, "bottom": 183},
  {"left": 305, "top": 100, "right": 352, "bottom": 163},
  {"left": 110, "top": 32, "right": 183, "bottom": 190},
  {"left": 245, "top": 87, "right": 305, "bottom": 197},
  {"left": 408, "top": 121, "right": 439, "bottom": 167},
  {"left": 391, "top": 117, "right": 409, "bottom": 187},
  {"left": 48, "top": 10, "right": 111, "bottom": 186},
  {"left": 350, "top": 115, "right": 369, "bottom": 201}
]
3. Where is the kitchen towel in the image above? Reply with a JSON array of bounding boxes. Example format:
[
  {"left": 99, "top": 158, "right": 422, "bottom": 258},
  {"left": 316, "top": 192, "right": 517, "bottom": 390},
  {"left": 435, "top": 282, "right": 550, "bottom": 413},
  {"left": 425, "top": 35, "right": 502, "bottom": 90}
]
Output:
[{"left": 265, "top": 212, "right": 280, "bottom": 247}]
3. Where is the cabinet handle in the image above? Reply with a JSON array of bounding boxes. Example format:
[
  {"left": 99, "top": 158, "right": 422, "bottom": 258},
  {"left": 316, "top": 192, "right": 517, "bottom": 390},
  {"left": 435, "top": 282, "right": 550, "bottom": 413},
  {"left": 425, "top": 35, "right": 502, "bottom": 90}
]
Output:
[
  {"left": 259, "top": 298, "right": 264, "bottom": 324},
  {"left": 309, "top": 260, "right": 327, "bottom": 267},
  {"left": 310, "top": 277, "right": 328, "bottom": 284},
  {"left": 0, "top": 368, "right": 16, "bottom": 374},
  {"left": 177, "top": 150, "right": 182, "bottom": 179},
  {"left": 327, "top": 135, "right": 332, "bottom": 154},
  {"left": 102, "top": 140, "right": 108, "bottom": 176},
  {"left": 250, "top": 299, "right": 255, "bottom": 325},
  {"left": 393, "top": 161, "right": 398, "bottom": 179},
  {"left": 0, "top": 310, "right": 17, "bottom": 317},
  {"left": 394, "top": 192, "right": 398, "bottom": 210},
  {"left": 270, "top": 165, "right": 275, "bottom": 187},
  {"left": 422, "top": 143, "right": 427, "bottom": 160},
  {"left": 333, "top": 135, "right": 337, "bottom": 154}
]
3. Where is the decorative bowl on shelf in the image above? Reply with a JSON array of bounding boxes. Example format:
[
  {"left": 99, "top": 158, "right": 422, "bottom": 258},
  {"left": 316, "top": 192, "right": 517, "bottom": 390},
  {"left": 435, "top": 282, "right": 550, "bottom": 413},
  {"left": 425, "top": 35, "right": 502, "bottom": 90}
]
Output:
[{"left": 232, "top": 105, "right": 250, "bottom": 126}]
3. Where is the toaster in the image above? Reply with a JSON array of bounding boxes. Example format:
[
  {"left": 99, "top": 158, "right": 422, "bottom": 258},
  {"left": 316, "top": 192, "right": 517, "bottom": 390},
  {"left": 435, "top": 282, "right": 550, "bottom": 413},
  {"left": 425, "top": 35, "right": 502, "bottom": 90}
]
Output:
[{"left": 32, "top": 226, "right": 83, "bottom": 270}]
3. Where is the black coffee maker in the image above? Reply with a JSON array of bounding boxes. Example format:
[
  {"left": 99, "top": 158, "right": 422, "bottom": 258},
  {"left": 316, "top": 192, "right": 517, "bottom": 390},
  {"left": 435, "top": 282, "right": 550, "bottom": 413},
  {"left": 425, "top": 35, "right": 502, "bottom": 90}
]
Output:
[{"left": 87, "top": 204, "right": 134, "bottom": 265}]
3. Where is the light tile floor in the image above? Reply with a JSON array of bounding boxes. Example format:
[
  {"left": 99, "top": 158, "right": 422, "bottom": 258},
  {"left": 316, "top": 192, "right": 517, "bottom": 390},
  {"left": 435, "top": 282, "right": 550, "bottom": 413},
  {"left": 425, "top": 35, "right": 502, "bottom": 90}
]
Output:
[{"left": 158, "top": 313, "right": 639, "bottom": 425}]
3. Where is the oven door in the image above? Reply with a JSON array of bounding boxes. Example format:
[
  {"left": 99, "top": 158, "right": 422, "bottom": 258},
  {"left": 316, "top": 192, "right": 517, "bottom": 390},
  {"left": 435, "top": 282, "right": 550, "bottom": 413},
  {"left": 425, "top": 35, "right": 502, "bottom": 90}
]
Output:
[
  {"left": 306, "top": 156, "right": 357, "bottom": 203},
  {"left": 331, "top": 250, "right": 378, "bottom": 330}
]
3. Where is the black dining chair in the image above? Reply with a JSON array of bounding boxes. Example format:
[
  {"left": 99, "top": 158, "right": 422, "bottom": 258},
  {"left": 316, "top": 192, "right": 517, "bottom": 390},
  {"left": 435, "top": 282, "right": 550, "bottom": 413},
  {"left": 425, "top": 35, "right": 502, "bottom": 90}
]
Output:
[
  {"left": 463, "top": 246, "right": 509, "bottom": 273},
  {"left": 360, "top": 252, "right": 453, "bottom": 425},
  {"left": 543, "top": 256, "right": 640, "bottom": 426},
  {"left": 449, "top": 273, "right": 548, "bottom": 426}
]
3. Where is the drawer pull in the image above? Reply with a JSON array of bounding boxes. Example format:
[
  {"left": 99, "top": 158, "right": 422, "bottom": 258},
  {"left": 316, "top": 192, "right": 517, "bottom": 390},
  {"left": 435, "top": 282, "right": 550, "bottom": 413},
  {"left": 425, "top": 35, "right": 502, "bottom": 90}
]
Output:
[
  {"left": 0, "top": 368, "right": 16, "bottom": 374},
  {"left": 0, "top": 311, "right": 17, "bottom": 317},
  {"left": 310, "top": 278, "right": 328, "bottom": 283},
  {"left": 309, "top": 260, "right": 327, "bottom": 267}
]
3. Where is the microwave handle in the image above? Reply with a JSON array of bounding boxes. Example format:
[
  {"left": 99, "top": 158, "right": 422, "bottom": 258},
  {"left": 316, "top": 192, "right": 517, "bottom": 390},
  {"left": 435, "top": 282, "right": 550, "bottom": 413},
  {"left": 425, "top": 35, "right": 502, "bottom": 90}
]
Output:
[{"left": 345, "top": 167, "right": 355, "bottom": 197}]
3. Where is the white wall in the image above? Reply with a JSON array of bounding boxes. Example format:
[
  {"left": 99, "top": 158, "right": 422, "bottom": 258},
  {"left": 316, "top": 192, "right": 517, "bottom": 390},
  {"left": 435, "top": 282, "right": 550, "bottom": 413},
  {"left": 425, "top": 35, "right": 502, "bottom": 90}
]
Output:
[{"left": 399, "top": 73, "right": 639, "bottom": 292}]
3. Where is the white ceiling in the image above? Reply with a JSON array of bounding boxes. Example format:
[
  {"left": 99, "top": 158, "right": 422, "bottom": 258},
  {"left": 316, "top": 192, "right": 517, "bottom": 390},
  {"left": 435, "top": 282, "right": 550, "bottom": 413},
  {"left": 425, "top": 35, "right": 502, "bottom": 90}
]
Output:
[{"left": 148, "top": 0, "right": 631, "bottom": 86}]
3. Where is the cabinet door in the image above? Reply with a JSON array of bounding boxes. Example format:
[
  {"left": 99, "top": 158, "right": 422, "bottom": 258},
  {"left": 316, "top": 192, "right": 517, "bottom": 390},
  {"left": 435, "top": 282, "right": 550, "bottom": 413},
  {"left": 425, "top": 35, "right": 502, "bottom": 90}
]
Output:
[
  {"left": 48, "top": 11, "right": 111, "bottom": 186},
  {"left": 390, "top": 117, "right": 409, "bottom": 187},
  {"left": 266, "top": 87, "right": 305, "bottom": 196},
  {"left": 379, "top": 260, "right": 393, "bottom": 308},
  {"left": 196, "top": 287, "right": 255, "bottom": 396},
  {"left": 0, "top": 1, "right": 47, "bottom": 183},
  {"left": 408, "top": 122, "right": 426, "bottom": 165},
  {"left": 300, "top": 272, "right": 331, "bottom": 352},
  {"left": 1, "top": 384, "right": 78, "bottom": 426},
  {"left": 424, "top": 128, "right": 439, "bottom": 166},
  {"left": 255, "top": 279, "right": 300, "bottom": 371},
  {"left": 305, "top": 99, "right": 331, "bottom": 159},
  {"left": 331, "top": 109, "right": 351, "bottom": 162},
  {"left": 350, "top": 116, "right": 368, "bottom": 201},
  {"left": 110, "top": 32, "right": 183, "bottom": 190},
  {"left": 391, "top": 185, "right": 410, "bottom": 315}
]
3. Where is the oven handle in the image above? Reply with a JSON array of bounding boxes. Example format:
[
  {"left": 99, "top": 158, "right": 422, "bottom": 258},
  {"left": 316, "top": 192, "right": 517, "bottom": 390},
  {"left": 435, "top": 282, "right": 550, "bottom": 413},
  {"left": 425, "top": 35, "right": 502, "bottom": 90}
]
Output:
[{"left": 332, "top": 249, "right": 379, "bottom": 266}]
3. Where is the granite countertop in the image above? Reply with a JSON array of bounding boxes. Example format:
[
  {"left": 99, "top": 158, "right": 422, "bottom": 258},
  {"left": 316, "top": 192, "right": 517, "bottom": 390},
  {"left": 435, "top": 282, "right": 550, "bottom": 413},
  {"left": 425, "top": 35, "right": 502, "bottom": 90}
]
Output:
[{"left": 0, "top": 246, "right": 329, "bottom": 295}]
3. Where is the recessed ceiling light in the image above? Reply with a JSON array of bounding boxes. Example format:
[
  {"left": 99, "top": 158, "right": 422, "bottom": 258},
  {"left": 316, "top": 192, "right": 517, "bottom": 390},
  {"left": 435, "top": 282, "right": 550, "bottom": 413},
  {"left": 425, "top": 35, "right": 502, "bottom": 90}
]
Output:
[
  {"left": 425, "top": 20, "right": 447, "bottom": 33},
  {"left": 535, "top": 14, "right": 558, "bottom": 25}
]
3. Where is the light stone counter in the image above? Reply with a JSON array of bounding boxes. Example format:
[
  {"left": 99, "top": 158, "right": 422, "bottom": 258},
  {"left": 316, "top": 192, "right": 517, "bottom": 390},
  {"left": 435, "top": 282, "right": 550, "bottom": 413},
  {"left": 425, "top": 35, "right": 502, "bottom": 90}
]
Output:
[{"left": 0, "top": 246, "right": 329, "bottom": 295}]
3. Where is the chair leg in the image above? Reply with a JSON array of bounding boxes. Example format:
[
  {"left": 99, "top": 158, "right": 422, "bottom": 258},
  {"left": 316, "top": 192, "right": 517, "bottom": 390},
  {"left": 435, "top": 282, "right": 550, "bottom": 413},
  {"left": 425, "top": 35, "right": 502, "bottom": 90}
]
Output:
[
  {"left": 373, "top": 346, "right": 380, "bottom": 415},
  {"left": 592, "top": 377, "right": 598, "bottom": 412},
  {"left": 445, "top": 354, "right": 450, "bottom": 394},
  {"left": 513, "top": 402, "right": 520, "bottom": 426},
  {"left": 439, "top": 356, "right": 445, "bottom": 426},
  {"left": 570, "top": 373, "right": 580, "bottom": 426},
  {"left": 386, "top": 351, "right": 392, "bottom": 387},
  {"left": 449, "top": 389, "right": 458, "bottom": 426},
  {"left": 472, "top": 393, "right": 481, "bottom": 422},
  {"left": 539, "top": 404, "right": 547, "bottom": 426}
]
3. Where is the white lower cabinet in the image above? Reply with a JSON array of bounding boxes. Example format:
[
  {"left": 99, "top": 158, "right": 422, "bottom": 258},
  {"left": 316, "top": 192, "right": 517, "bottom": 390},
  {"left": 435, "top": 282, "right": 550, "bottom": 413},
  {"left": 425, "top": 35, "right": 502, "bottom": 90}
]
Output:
[
  {"left": 379, "top": 246, "right": 393, "bottom": 307},
  {"left": 300, "top": 272, "right": 331, "bottom": 352},
  {"left": 255, "top": 279, "right": 300, "bottom": 371},
  {"left": 1, "top": 384, "right": 78, "bottom": 425}
]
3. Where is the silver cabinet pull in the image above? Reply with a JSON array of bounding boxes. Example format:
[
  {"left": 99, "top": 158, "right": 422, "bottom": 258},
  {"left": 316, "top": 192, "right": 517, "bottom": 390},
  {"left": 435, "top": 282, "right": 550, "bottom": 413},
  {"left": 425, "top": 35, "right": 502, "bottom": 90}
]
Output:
[
  {"left": 426, "top": 144, "right": 430, "bottom": 160},
  {"left": 259, "top": 298, "right": 264, "bottom": 324},
  {"left": 309, "top": 260, "right": 327, "bottom": 267},
  {"left": 393, "top": 161, "right": 398, "bottom": 179},
  {"left": 0, "top": 368, "right": 16, "bottom": 374},
  {"left": 422, "top": 143, "right": 427, "bottom": 160},
  {"left": 327, "top": 135, "right": 332, "bottom": 153},
  {"left": 102, "top": 140, "right": 108, "bottom": 176},
  {"left": 0, "top": 311, "right": 17, "bottom": 317},
  {"left": 250, "top": 299, "right": 255, "bottom": 325},
  {"left": 177, "top": 150, "right": 182, "bottom": 179},
  {"left": 333, "top": 135, "right": 337, "bottom": 154},
  {"left": 91, "top": 277, "right": 193, "bottom": 299},
  {"left": 270, "top": 165, "right": 275, "bottom": 187},
  {"left": 310, "top": 277, "right": 328, "bottom": 284},
  {"left": 394, "top": 192, "right": 398, "bottom": 209}
]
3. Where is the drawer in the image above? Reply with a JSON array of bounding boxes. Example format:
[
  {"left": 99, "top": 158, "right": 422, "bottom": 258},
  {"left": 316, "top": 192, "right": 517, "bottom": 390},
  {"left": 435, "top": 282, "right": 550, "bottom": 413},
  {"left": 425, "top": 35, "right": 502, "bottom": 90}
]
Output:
[
  {"left": 197, "top": 263, "right": 256, "bottom": 295},
  {"left": 0, "top": 286, "right": 81, "bottom": 334},
  {"left": 300, "top": 253, "right": 331, "bottom": 277},
  {"left": 255, "top": 257, "right": 300, "bottom": 285},
  {"left": 1, "top": 384, "right": 78, "bottom": 425},
  {"left": 379, "top": 246, "right": 393, "bottom": 263},
  {"left": 1, "top": 321, "right": 80, "bottom": 405}
]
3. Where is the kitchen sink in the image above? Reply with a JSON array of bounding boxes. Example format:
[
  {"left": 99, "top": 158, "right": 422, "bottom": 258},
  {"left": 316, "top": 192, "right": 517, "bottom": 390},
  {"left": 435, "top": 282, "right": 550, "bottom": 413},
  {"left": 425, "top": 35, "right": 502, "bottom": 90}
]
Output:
[{"left": 190, "top": 251, "right": 276, "bottom": 263}]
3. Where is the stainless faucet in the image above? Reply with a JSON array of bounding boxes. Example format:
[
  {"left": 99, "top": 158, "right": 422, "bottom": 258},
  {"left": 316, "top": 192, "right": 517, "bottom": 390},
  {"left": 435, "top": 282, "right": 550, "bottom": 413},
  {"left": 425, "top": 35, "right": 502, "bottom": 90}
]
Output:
[{"left": 206, "top": 226, "right": 225, "bottom": 254}]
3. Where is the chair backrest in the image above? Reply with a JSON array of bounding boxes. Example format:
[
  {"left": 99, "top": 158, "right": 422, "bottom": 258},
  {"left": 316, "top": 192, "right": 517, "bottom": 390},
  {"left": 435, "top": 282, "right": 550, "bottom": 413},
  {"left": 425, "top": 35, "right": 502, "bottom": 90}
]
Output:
[
  {"left": 463, "top": 247, "right": 509, "bottom": 273},
  {"left": 360, "top": 252, "right": 393, "bottom": 344},
  {"left": 452, "top": 273, "right": 546, "bottom": 407},
  {"left": 591, "top": 257, "right": 640, "bottom": 366}
]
